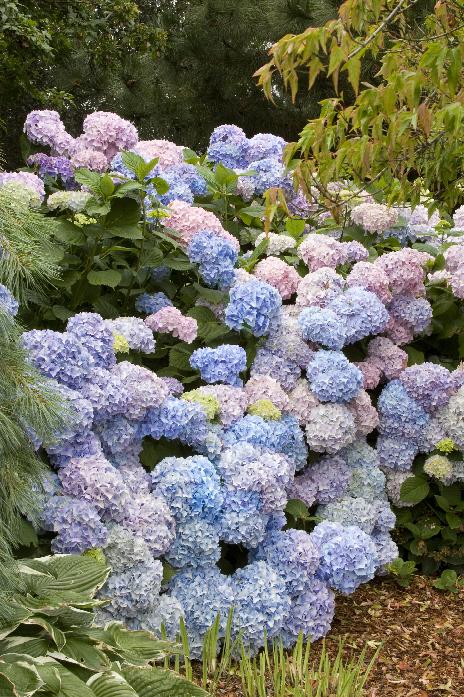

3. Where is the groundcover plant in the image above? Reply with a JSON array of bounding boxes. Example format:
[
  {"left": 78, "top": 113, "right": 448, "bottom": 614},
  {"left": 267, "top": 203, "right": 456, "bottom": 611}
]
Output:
[{"left": 0, "top": 109, "right": 463, "bottom": 656}]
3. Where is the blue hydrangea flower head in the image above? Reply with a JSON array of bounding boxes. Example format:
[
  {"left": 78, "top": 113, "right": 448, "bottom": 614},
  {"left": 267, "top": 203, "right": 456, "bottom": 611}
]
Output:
[
  {"left": 188, "top": 230, "right": 238, "bottom": 288},
  {"left": 298, "top": 306, "right": 346, "bottom": 350},
  {"left": 307, "top": 351, "right": 363, "bottom": 403},
  {"left": 255, "top": 529, "right": 320, "bottom": 596},
  {"left": 135, "top": 292, "right": 173, "bottom": 315},
  {"left": 328, "top": 287, "right": 389, "bottom": 344},
  {"left": 225, "top": 279, "right": 282, "bottom": 336},
  {"left": 310, "top": 521, "right": 378, "bottom": 594},
  {"left": 151, "top": 454, "right": 223, "bottom": 523},
  {"left": 0, "top": 284, "right": 19, "bottom": 316},
  {"left": 190, "top": 345, "right": 247, "bottom": 386},
  {"left": 281, "top": 578, "right": 335, "bottom": 646},
  {"left": 42, "top": 495, "right": 107, "bottom": 553}
]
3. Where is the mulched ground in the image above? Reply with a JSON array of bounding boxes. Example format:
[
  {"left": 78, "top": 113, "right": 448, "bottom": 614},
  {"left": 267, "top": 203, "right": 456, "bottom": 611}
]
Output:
[{"left": 210, "top": 576, "right": 464, "bottom": 696}]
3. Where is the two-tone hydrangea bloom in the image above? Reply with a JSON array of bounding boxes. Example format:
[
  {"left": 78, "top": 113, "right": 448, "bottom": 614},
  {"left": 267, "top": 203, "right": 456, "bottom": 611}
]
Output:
[{"left": 0, "top": 171, "right": 45, "bottom": 202}]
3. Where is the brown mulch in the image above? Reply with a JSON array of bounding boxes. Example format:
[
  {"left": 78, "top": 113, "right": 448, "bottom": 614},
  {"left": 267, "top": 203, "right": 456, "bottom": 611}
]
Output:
[{"left": 211, "top": 576, "right": 464, "bottom": 696}]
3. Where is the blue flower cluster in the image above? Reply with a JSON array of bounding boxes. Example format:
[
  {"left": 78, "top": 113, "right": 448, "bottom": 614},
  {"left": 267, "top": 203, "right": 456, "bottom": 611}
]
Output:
[{"left": 188, "top": 230, "right": 238, "bottom": 288}]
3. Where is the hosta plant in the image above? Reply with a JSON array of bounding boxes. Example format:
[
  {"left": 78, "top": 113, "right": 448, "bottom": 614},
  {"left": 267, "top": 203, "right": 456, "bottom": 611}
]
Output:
[{"left": 0, "top": 554, "right": 208, "bottom": 696}]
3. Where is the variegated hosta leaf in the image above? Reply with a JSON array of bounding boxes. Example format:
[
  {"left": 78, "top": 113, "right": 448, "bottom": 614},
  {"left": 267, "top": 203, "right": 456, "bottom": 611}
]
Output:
[{"left": 122, "top": 667, "right": 210, "bottom": 697}]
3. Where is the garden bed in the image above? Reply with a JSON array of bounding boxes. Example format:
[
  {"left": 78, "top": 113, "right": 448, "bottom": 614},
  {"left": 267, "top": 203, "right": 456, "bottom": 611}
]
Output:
[{"left": 211, "top": 577, "right": 464, "bottom": 697}]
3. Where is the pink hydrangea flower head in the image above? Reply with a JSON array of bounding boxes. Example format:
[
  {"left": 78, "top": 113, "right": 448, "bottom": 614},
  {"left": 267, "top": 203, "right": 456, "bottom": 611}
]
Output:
[
  {"left": 444, "top": 245, "right": 464, "bottom": 273},
  {"left": 296, "top": 267, "right": 345, "bottom": 308},
  {"left": 286, "top": 379, "right": 320, "bottom": 425},
  {"left": 162, "top": 200, "right": 240, "bottom": 252},
  {"left": 253, "top": 256, "right": 300, "bottom": 299},
  {"left": 450, "top": 266, "right": 464, "bottom": 299},
  {"left": 200, "top": 385, "right": 248, "bottom": 426},
  {"left": 134, "top": 139, "right": 184, "bottom": 168},
  {"left": 348, "top": 390, "right": 379, "bottom": 436},
  {"left": 347, "top": 261, "right": 392, "bottom": 303},
  {"left": 79, "top": 111, "right": 138, "bottom": 161},
  {"left": 145, "top": 306, "right": 198, "bottom": 343},
  {"left": 354, "top": 360, "right": 382, "bottom": 390},
  {"left": 376, "top": 248, "right": 431, "bottom": 296},
  {"left": 297, "top": 234, "right": 345, "bottom": 271},
  {"left": 384, "top": 317, "right": 414, "bottom": 345},
  {"left": 350, "top": 203, "right": 399, "bottom": 233},
  {"left": 367, "top": 337, "right": 408, "bottom": 380},
  {"left": 71, "top": 148, "right": 108, "bottom": 172}
]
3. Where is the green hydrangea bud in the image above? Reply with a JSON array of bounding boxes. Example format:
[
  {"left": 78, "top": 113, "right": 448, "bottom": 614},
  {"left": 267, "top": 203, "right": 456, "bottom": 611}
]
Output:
[
  {"left": 436, "top": 438, "right": 456, "bottom": 453},
  {"left": 424, "top": 454, "right": 452, "bottom": 482},
  {"left": 182, "top": 390, "right": 219, "bottom": 420},
  {"left": 113, "top": 333, "right": 130, "bottom": 353},
  {"left": 247, "top": 399, "right": 281, "bottom": 420}
]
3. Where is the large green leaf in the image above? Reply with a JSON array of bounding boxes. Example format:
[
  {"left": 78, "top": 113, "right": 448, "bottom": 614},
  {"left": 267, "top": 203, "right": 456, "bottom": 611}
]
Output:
[
  {"left": 400, "top": 475, "right": 430, "bottom": 504},
  {"left": 122, "top": 667, "right": 209, "bottom": 697},
  {"left": 106, "top": 198, "right": 140, "bottom": 228},
  {"left": 87, "top": 672, "right": 138, "bottom": 697},
  {"left": 22, "top": 619, "right": 65, "bottom": 651},
  {"left": 0, "top": 656, "right": 42, "bottom": 696},
  {"left": 0, "top": 638, "right": 49, "bottom": 659},
  {"left": 20, "top": 556, "right": 109, "bottom": 596},
  {"left": 87, "top": 270, "right": 122, "bottom": 288},
  {"left": 89, "top": 624, "right": 175, "bottom": 665},
  {"left": 55, "top": 636, "right": 110, "bottom": 672}
]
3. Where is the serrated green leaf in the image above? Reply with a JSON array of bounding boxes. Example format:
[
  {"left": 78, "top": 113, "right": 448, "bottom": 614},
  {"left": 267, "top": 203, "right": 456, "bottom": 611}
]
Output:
[
  {"left": 149, "top": 177, "right": 169, "bottom": 195},
  {"left": 445, "top": 511, "right": 462, "bottom": 529},
  {"left": 164, "top": 255, "right": 192, "bottom": 271},
  {"left": 169, "top": 344, "right": 194, "bottom": 372},
  {"left": 193, "top": 284, "right": 227, "bottom": 304},
  {"left": 106, "top": 198, "right": 140, "bottom": 228},
  {"left": 99, "top": 175, "right": 115, "bottom": 197},
  {"left": 53, "top": 221, "right": 85, "bottom": 246},
  {"left": 87, "top": 270, "right": 122, "bottom": 288},
  {"left": 74, "top": 170, "right": 103, "bottom": 195},
  {"left": 107, "top": 225, "right": 143, "bottom": 240}
]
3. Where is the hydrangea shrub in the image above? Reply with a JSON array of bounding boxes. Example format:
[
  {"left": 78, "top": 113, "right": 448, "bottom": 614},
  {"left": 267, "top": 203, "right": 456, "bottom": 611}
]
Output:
[{"left": 4, "top": 108, "right": 464, "bottom": 651}]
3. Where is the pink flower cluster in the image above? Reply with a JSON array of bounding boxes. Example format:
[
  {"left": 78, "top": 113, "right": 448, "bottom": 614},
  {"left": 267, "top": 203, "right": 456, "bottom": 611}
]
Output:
[
  {"left": 162, "top": 200, "right": 240, "bottom": 252},
  {"left": 24, "top": 110, "right": 74, "bottom": 156},
  {"left": 297, "top": 234, "right": 368, "bottom": 271},
  {"left": 145, "top": 307, "right": 198, "bottom": 343},
  {"left": 355, "top": 338, "right": 408, "bottom": 390},
  {"left": 441, "top": 245, "right": 464, "bottom": 299},
  {"left": 134, "top": 140, "right": 184, "bottom": 168},
  {"left": 350, "top": 203, "right": 399, "bottom": 233},
  {"left": 253, "top": 257, "right": 300, "bottom": 299}
]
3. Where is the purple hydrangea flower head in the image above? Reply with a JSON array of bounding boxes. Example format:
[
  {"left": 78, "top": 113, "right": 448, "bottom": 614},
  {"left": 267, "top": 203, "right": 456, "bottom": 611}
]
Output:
[
  {"left": 27, "top": 153, "right": 75, "bottom": 187},
  {"left": 296, "top": 267, "right": 345, "bottom": 309},
  {"left": 388, "top": 294, "right": 432, "bottom": 334},
  {"left": 378, "top": 380, "right": 430, "bottom": 441},
  {"left": 377, "top": 435, "right": 418, "bottom": 471},
  {"left": 121, "top": 492, "right": 176, "bottom": 557},
  {"left": 58, "top": 454, "right": 131, "bottom": 522},
  {"left": 399, "top": 363, "right": 453, "bottom": 413},
  {"left": 67, "top": 312, "right": 116, "bottom": 369},
  {"left": 80, "top": 367, "right": 130, "bottom": 422},
  {"left": 104, "top": 317, "right": 155, "bottom": 353},
  {"left": 289, "top": 455, "right": 351, "bottom": 507},
  {"left": 164, "top": 163, "right": 208, "bottom": 196},
  {"left": 111, "top": 361, "right": 169, "bottom": 420},
  {"left": 190, "top": 345, "right": 246, "bottom": 386},
  {"left": 22, "top": 329, "right": 95, "bottom": 389},
  {"left": 24, "top": 110, "right": 74, "bottom": 155},
  {"left": 250, "top": 348, "right": 301, "bottom": 391},
  {"left": 281, "top": 578, "right": 335, "bottom": 646},
  {"left": 307, "top": 351, "right": 363, "bottom": 403},
  {"left": 78, "top": 111, "right": 138, "bottom": 161},
  {"left": 43, "top": 495, "right": 107, "bottom": 553}
]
